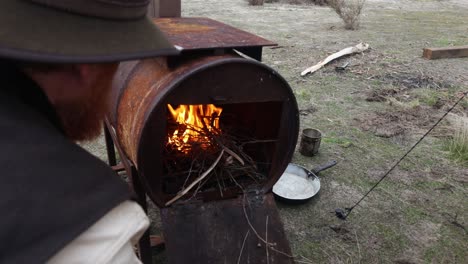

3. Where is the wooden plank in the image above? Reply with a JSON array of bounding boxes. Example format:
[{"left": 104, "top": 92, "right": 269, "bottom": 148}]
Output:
[{"left": 423, "top": 46, "right": 468, "bottom": 60}]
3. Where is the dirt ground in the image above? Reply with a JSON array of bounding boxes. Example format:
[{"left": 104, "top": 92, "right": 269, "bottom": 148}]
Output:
[{"left": 82, "top": 0, "right": 468, "bottom": 263}]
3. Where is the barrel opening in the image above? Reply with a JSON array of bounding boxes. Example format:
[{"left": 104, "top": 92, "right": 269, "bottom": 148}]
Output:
[{"left": 161, "top": 101, "right": 283, "bottom": 201}]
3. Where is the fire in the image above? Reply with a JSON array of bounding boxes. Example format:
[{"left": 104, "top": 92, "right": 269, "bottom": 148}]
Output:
[{"left": 167, "top": 104, "right": 223, "bottom": 153}]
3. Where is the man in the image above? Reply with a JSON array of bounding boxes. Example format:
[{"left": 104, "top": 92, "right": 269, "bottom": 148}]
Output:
[{"left": 0, "top": 0, "right": 178, "bottom": 263}]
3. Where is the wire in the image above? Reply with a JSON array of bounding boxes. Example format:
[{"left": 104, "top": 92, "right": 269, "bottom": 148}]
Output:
[{"left": 336, "top": 91, "right": 468, "bottom": 220}]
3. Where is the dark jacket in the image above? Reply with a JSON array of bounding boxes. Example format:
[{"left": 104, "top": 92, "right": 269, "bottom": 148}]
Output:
[{"left": 0, "top": 61, "right": 130, "bottom": 263}]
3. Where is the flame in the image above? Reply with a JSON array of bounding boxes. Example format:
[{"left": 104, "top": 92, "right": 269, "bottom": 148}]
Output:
[{"left": 167, "top": 104, "right": 223, "bottom": 153}]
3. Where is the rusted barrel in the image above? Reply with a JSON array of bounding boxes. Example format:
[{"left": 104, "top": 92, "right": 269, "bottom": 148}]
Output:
[{"left": 109, "top": 53, "right": 299, "bottom": 207}]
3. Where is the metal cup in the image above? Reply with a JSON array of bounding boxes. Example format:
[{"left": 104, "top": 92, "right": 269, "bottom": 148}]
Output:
[{"left": 299, "top": 128, "right": 322, "bottom": 156}]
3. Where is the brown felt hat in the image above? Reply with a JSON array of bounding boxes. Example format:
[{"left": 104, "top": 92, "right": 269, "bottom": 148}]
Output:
[{"left": 0, "top": 0, "right": 179, "bottom": 63}]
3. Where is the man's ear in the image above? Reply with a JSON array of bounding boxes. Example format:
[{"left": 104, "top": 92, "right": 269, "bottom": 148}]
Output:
[{"left": 23, "top": 64, "right": 92, "bottom": 104}]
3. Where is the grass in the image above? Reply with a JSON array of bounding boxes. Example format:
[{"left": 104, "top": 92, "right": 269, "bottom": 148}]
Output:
[
  {"left": 78, "top": 1, "right": 468, "bottom": 263},
  {"left": 423, "top": 226, "right": 468, "bottom": 263},
  {"left": 322, "top": 136, "right": 353, "bottom": 148},
  {"left": 416, "top": 89, "right": 443, "bottom": 107},
  {"left": 403, "top": 206, "right": 428, "bottom": 224},
  {"left": 433, "top": 37, "right": 467, "bottom": 47}
]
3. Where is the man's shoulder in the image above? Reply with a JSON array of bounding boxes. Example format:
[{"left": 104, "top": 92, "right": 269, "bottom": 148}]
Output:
[
  {"left": 0, "top": 89, "right": 131, "bottom": 264},
  {"left": 0, "top": 88, "right": 99, "bottom": 172}
]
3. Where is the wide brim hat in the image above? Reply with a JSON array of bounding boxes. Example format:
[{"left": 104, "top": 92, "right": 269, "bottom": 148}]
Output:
[{"left": 0, "top": 0, "right": 179, "bottom": 63}]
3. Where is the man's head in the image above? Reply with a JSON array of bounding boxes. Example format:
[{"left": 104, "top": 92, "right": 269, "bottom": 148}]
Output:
[
  {"left": 0, "top": 0, "right": 178, "bottom": 141},
  {"left": 23, "top": 63, "right": 119, "bottom": 141}
]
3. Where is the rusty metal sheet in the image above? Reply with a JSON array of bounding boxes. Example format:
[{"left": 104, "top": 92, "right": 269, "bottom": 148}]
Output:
[
  {"left": 160, "top": 193, "right": 294, "bottom": 264},
  {"left": 154, "top": 17, "right": 277, "bottom": 51}
]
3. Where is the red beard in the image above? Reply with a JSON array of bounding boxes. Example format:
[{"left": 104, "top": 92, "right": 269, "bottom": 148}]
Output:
[{"left": 55, "top": 64, "right": 118, "bottom": 141}]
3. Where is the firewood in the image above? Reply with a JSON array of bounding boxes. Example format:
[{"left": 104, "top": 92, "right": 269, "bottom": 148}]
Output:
[
  {"left": 165, "top": 150, "right": 225, "bottom": 206},
  {"left": 301, "top": 43, "right": 370, "bottom": 76}
]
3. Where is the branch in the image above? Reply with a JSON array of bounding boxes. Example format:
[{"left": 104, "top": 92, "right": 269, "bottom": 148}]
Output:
[
  {"left": 165, "top": 150, "right": 225, "bottom": 206},
  {"left": 301, "top": 43, "right": 369, "bottom": 76},
  {"left": 237, "top": 230, "right": 250, "bottom": 264},
  {"left": 221, "top": 144, "right": 245, "bottom": 165}
]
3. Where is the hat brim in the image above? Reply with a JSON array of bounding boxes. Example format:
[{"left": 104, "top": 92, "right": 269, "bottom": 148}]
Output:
[{"left": 0, "top": 0, "right": 179, "bottom": 63}]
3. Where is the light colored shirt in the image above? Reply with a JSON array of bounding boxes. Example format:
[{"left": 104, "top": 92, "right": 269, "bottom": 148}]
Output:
[{"left": 47, "top": 201, "right": 149, "bottom": 264}]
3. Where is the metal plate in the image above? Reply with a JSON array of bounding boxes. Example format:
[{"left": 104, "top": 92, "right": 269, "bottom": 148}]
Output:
[
  {"left": 154, "top": 17, "right": 276, "bottom": 51},
  {"left": 273, "top": 163, "right": 321, "bottom": 200}
]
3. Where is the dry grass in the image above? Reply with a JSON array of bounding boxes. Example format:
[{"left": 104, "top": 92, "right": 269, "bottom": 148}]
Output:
[
  {"left": 247, "top": 0, "right": 265, "bottom": 5},
  {"left": 445, "top": 117, "right": 468, "bottom": 165},
  {"left": 328, "top": 0, "right": 366, "bottom": 30}
]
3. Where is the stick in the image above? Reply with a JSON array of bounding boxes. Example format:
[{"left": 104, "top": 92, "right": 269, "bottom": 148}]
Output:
[
  {"left": 228, "top": 171, "right": 245, "bottom": 191},
  {"left": 182, "top": 155, "right": 198, "bottom": 189},
  {"left": 237, "top": 230, "right": 250, "bottom": 264},
  {"left": 221, "top": 145, "right": 245, "bottom": 165},
  {"left": 241, "top": 195, "right": 314, "bottom": 264},
  {"left": 165, "top": 150, "right": 225, "bottom": 206},
  {"left": 242, "top": 194, "right": 274, "bottom": 246},
  {"left": 301, "top": 43, "right": 370, "bottom": 76}
]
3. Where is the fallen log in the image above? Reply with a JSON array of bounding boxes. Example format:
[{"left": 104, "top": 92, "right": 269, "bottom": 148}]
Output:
[{"left": 301, "top": 43, "right": 370, "bottom": 76}]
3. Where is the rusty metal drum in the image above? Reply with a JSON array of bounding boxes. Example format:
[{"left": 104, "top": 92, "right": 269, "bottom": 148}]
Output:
[{"left": 109, "top": 53, "right": 299, "bottom": 207}]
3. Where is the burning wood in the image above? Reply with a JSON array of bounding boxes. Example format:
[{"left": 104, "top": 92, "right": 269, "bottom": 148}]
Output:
[
  {"left": 164, "top": 104, "right": 271, "bottom": 205},
  {"left": 167, "top": 104, "right": 223, "bottom": 153}
]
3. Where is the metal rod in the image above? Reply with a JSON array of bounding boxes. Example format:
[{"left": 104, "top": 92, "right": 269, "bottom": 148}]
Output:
[
  {"left": 340, "top": 91, "right": 468, "bottom": 220},
  {"left": 104, "top": 122, "right": 117, "bottom": 166},
  {"left": 131, "top": 165, "right": 153, "bottom": 264}
]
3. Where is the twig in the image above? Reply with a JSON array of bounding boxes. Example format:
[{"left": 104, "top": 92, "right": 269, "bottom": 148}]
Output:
[
  {"left": 221, "top": 144, "right": 245, "bottom": 165},
  {"left": 165, "top": 150, "right": 225, "bottom": 206},
  {"left": 188, "top": 174, "right": 212, "bottom": 201},
  {"left": 298, "top": 261, "right": 314, "bottom": 264},
  {"left": 228, "top": 171, "right": 245, "bottom": 191},
  {"left": 182, "top": 155, "right": 198, "bottom": 189},
  {"left": 242, "top": 194, "right": 270, "bottom": 245},
  {"left": 237, "top": 230, "right": 250, "bottom": 264},
  {"left": 300, "top": 255, "right": 313, "bottom": 263},
  {"left": 215, "top": 174, "right": 224, "bottom": 197},
  {"left": 242, "top": 195, "right": 313, "bottom": 264},
  {"left": 266, "top": 215, "right": 270, "bottom": 264},
  {"left": 354, "top": 230, "right": 361, "bottom": 264},
  {"left": 295, "top": 260, "right": 314, "bottom": 264}
]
